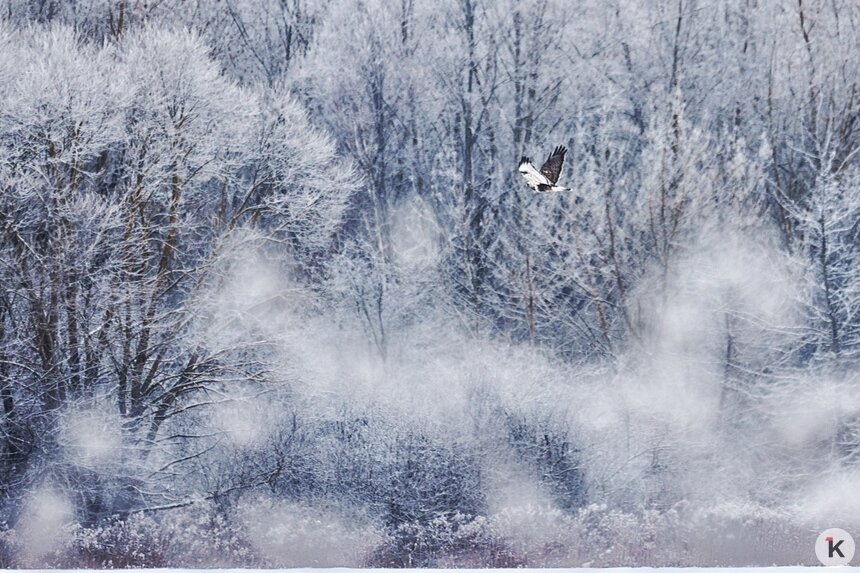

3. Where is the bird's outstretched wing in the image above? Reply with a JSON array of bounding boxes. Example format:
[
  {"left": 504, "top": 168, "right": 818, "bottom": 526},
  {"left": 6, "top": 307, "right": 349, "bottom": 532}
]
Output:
[
  {"left": 539, "top": 145, "right": 567, "bottom": 185},
  {"left": 518, "top": 156, "right": 550, "bottom": 189}
]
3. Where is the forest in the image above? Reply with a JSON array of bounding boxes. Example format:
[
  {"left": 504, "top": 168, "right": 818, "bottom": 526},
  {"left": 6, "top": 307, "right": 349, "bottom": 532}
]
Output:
[{"left": 0, "top": 0, "right": 858, "bottom": 567}]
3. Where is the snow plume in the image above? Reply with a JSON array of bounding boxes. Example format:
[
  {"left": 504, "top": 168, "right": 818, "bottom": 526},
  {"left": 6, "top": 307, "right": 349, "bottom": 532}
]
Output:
[
  {"left": 797, "top": 470, "right": 860, "bottom": 527},
  {"left": 561, "top": 228, "right": 801, "bottom": 507},
  {"left": 14, "top": 484, "right": 73, "bottom": 564},
  {"left": 58, "top": 403, "right": 123, "bottom": 469},
  {"left": 389, "top": 195, "right": 443, "bottom": 270},
  {"left": 209, "top": 398, "right": 271, "bottom": 447},
  {"left": 767, "top": 374, "right": 860, "bottom": 448},
  {"left": 238, "top": 495, "right": 384, "bottom": 567},
  {"left": 192, "top": 235, "right": 312, "bottom": 349}
]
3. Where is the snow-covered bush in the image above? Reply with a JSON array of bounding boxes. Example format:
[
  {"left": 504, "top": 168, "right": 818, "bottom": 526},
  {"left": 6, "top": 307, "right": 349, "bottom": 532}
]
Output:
[{"left": 26, "top": 504, "right": 254, "bottom": 568}]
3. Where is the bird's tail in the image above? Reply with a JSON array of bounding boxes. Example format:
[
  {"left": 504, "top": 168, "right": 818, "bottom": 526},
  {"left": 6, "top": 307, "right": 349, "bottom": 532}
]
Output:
[
  {"left": 519, "top": 156, "right": 531, "bottom": 167},
  {"left": 544, "top": 187, "right": 585, "bottom": 203}
]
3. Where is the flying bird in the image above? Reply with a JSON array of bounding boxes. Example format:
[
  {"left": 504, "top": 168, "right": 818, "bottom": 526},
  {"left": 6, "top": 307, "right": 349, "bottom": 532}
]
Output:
[{"left": 518, "top": 145, "right": 571, "bottom": 193}]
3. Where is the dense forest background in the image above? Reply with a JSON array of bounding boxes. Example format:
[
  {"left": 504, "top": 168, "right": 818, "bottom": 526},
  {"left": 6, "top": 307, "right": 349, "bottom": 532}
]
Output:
[{"left": 0, "top": 0, "right": 858, "bottom": 567}]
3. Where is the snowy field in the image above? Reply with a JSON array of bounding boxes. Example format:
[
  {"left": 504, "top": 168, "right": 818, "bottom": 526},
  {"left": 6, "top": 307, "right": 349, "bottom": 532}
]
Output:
[{"left": 11, "top": 566, "right": 855, "bottom": 573}]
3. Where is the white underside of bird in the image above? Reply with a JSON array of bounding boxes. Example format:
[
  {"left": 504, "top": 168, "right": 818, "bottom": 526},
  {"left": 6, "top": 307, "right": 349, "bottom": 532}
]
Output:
[
  {"left": 518, "top": 145, "right": 572, "bottom": 193},
  {"left": 517, "top": 160, "right": 570, "bottom": 192}
]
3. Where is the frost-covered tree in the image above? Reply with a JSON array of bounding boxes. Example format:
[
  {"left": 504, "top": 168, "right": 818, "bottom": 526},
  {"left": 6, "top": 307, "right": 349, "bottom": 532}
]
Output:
[{"left": 0, "top": 24, "right": 355, "bottom": 521}]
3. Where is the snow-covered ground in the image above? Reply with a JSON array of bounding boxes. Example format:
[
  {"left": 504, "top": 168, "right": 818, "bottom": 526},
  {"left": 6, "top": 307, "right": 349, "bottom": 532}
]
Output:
[{"left": 15, "top": 569, "right": 849, "bottom": 573}]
